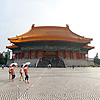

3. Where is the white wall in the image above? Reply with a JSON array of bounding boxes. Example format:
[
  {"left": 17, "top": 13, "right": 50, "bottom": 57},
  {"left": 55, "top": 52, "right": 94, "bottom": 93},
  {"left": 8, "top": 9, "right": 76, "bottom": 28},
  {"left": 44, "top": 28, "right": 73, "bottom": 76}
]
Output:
[{"left": 63, "top": 59, "right": 94, "bottom": 67}]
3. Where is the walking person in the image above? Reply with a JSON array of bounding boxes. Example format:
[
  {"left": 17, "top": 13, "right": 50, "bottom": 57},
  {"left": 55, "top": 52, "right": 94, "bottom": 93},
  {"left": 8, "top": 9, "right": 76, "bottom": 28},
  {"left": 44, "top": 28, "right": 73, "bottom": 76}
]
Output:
[
  {"left": 11, "top": 65, "right": 15, "bottom": 82},
  {"left": 19, "top": 65, "right": 24, "bottom": 81},
  {"left": 24, "top": 65, "right": 29, "bottom": 83}
]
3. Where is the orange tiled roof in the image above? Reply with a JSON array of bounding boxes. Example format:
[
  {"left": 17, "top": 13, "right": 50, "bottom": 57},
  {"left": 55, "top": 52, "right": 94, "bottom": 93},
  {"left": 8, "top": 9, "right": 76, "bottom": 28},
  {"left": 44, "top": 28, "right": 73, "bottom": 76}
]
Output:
[
  {"left": 6, "top": 45, "right": 19, "bottom": 49},
  {"left": 8, "top": 24, "right": 93, "bottom": 44},
  {"left": 82, "top": 45, "right": 94, "bottom": 49}
]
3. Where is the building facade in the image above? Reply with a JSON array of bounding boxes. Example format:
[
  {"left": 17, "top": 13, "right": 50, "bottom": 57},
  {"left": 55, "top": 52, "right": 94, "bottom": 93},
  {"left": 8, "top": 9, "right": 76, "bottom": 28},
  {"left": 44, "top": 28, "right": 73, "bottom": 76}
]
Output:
[{"left": 6, "top": 24, "right": 94, "bottom": 67}]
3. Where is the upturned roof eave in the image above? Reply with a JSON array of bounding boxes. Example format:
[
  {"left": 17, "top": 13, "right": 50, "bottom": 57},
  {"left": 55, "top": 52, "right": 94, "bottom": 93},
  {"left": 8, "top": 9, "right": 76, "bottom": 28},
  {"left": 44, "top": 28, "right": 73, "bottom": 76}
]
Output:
[
  {"left": 6, "top": 45, "right": 19, "bottom": 49},
  {"left": 82, "top": 45, "right": 95, "bottom": 49}
]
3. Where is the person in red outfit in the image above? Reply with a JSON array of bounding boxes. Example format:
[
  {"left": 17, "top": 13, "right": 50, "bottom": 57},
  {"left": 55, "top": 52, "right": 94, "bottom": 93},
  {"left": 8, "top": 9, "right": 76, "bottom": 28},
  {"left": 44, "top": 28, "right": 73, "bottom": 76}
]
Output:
[
  {"left": 11, "top": 65, "right": 15, "bottom": 82},
  {"left": 24, "top": 65, "right": 29, "bottom": 83}
]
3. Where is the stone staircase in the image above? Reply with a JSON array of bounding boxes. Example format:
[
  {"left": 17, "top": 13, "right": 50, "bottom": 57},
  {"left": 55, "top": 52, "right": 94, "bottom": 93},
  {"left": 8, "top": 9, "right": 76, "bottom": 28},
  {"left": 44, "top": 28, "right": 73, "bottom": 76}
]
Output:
[{"left": 37, "top": 58, "right": 65, "bottom": 68}]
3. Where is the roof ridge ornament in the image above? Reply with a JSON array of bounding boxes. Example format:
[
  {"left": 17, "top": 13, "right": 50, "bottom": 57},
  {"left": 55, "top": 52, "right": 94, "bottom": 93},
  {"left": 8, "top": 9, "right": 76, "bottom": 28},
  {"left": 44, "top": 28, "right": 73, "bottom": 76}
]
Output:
[
  {"left": 32, "top": 24, "right": 35, "bottom": 29},
  {"left": 66, "top": 24, "right": 69, "bottom": 29}
]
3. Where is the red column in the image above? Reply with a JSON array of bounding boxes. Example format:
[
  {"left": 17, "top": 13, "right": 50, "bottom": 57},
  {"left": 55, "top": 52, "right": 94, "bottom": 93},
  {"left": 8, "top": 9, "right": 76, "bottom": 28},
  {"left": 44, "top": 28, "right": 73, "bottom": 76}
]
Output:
[
  {"left": 64, "top": 49, "right": 66, "bottom": 59},
  {"left": 79, "top": 50, "right": 80, "bottom": 59},
  {"left": 70, "top": 51, "right": 71, "bottom": 59},
  {"left": 57, "top": 49, "right": 59, "bottom": 59},
  {"left": 42, "top": 49, "right": 44, "bottom": 59},
  {"left": 30, "top": 50, "right": 31, "bottom": 59},
  {"left": 21, "top": 50, "right": 22, "bottom": 59},
  {"left": 72, "top": 50, "right": 74, "bottom": 59},
  {"left": 35, "top": 49, "right": 37, "bottom": 58},
  {"left": 80, "top": 53, "right": 82, "bottom": 59},
  {"left": 84, "top": 53, "right": 86, "bottom": 60},
  {"left": 27, "top": 49, "right": 29, "bottom": 59}
]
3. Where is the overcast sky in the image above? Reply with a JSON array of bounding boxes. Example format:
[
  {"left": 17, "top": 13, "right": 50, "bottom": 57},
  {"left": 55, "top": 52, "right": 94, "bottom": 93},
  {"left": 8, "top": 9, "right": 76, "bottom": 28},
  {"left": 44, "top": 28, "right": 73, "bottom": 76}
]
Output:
[{"left": 0, "top": 0, "right": 100, "bottom": 58}]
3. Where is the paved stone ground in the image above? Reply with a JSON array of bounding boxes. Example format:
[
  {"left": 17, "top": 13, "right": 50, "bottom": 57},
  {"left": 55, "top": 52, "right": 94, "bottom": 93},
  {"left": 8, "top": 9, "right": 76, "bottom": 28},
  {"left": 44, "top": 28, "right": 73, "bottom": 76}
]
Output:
[{"left": 1, "top": 67, "right": 100, "bottom": 100}]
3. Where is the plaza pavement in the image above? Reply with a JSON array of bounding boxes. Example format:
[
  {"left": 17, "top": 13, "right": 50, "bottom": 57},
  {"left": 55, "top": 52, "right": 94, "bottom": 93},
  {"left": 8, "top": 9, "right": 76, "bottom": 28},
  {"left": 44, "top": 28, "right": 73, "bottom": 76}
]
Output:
[{"left": 0, "top": 67, "right": 100, "bottom": 100}]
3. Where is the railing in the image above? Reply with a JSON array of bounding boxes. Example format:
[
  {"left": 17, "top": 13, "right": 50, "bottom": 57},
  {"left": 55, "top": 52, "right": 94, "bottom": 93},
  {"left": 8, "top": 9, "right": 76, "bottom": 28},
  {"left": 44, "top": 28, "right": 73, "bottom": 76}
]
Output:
[{"left": 35, "top": 59, "right": 40, "bottom": 67}]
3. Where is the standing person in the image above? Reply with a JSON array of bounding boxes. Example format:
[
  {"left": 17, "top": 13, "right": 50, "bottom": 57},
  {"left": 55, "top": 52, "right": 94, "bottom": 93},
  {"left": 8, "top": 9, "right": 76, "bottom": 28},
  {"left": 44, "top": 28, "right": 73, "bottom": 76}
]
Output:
[
  {"left": 48, "top": 63, "right": 51, "bottom": 69},
  {"left": 48, "top": 59, "right": 52, "bottom": 69},
  {"left": 19, "top": 65, "right": 24, "bottom": 81},
  {"left": 24, "top": 65, "right": 29, "bottom": 83},
  {"left": 11, "top": 65, "right": 15, "bottom": 82},
  {"left": 9, "top": 66, "right": 12, "bottom": 80},
  {"left": 72, "top": 65, "right": 74, "bottom": 69},
  {"left": 2, "top": 64, "right": 4, "bottom": 69}
]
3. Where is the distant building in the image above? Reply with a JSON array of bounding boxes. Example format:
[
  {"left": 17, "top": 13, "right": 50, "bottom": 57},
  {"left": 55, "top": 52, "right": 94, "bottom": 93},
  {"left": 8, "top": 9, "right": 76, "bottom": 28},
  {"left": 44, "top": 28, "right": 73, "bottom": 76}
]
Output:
[
  {"left": 2, "top": 50, "right": 12, "bottom": 59},
  {"left": 6, "top": 24, "right": 94, "bottom": 67},
  {"left": 7, "top": 49, "right": 12, "bottom": 59}
]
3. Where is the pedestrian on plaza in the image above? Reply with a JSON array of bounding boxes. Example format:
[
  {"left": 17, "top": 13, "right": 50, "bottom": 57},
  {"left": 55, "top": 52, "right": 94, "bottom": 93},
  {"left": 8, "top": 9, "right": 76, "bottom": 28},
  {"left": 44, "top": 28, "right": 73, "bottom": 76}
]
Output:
[
  {"left": 19, "top": 64, "right": 24, "bottom": 81},
  {"left": 48, "top": 63, "right": 51, "bottom": 69},
  {"left": 24, "top": 65, "right": 29, "bottom": 83},
  {"left": 72, "top": 65, "right": 74, "bottom": 69},
  {"left": 2, "top": 64, "right": 4, "bottom": 69},
  {"left": 11, "top": 65, "right": 16, "bottom": 82},
  {"left": 9, "top": 66, "right": 12, "bottom": 80}
]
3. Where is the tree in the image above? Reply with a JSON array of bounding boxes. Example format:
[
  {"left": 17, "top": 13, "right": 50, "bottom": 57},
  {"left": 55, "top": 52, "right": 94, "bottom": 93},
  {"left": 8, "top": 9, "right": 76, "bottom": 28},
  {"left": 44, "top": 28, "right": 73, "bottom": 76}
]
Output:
[
  {"left": 0, "top": 54, "right": 7, "bottom": 65},
  {"left": 95, "top": 53, "right": 99, "bottom": 59},
  {"left": 0, "top": 54, "right": 3, "bottom": 64},
  {"left": 94, "top": 53, "right": 100, "bottom": 65},
  {"left": 4, "top": 54, "right": 8, "bottom": 64}
]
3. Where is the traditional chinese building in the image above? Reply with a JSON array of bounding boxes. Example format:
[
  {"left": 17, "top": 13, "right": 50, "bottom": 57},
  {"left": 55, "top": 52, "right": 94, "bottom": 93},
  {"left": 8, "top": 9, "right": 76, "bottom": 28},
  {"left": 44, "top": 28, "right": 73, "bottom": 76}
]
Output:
[{"left": 6, "top": 24, "right": 94, "bottom": 67}]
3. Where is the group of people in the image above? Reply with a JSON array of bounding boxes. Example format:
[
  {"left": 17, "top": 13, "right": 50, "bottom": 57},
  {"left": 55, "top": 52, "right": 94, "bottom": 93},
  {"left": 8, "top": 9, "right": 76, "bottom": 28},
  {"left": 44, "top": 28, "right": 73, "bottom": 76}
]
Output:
[{"left": 9, "top": 64, "right": 29, "bottom": 83}]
